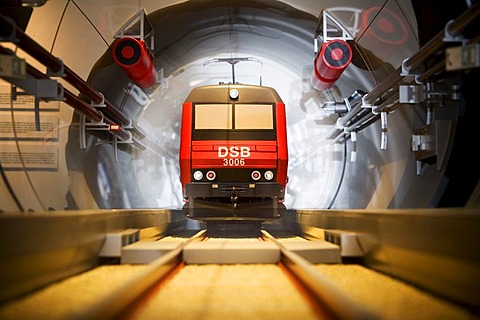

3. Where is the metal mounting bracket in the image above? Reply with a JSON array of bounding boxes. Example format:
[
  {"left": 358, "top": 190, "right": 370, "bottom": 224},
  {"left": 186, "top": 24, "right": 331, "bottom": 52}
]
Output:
[
  {"left": 79, "top": 112, "right": 108, "bottom": 149},
  {"left": 444, "top": 20, "right": 467, "bottom": 44},
  {"left": 46, "top": 58, "right": 65, "bottom": 78},
  {"left": 0, "top": 16, "right": 18, "bottom": 43},
  {"left": 380, "top": 112, "right": 388, "bottom": 150},
  {"left": 113, "top": 7, "right": 154, "bottom": 52},
  {"left": 350, "top": 131, "right": 357, "bottom": 162},
  {"left": 313, "top": 8, "right": 356, "bottom": 54}
]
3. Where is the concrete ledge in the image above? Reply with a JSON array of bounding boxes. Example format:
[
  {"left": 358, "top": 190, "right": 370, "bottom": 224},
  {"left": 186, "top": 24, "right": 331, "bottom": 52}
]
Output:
[
  {"left": 324, "top": 230, "right": 364, "bottom": 257},
  {"left": 183, "top": 241, "right": 280, "bottom": 264},
  {"left": 0, "top": 209, "right": 178, "bottom": 303},
  {"left": 121, "top": 241, "right": 182, "bottom": 264},
  {"left": 281, "top": 241, "right": 341, "bottom": 263}
]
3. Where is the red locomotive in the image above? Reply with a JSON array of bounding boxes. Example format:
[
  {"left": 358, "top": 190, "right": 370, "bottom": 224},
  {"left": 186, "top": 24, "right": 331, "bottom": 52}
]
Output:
[{"left": 179, "top": 83, "right": 288, "bottom": 221}]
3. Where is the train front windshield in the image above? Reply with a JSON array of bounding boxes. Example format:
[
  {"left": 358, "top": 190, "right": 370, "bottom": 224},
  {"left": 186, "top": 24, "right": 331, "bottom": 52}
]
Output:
[{"left": 193, "top": 103, "right": 276, "bottom": 140}]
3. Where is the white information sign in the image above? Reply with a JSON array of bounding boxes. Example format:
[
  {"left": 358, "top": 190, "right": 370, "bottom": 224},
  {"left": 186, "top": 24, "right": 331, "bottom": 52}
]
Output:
[{"left": 0, "top": 85, "right": 61, "bottom": 170}]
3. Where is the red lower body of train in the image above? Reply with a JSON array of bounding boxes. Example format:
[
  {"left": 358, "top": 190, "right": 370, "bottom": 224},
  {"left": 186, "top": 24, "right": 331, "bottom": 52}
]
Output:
[{"left": 179, "top": 83, "right": 288, "bottom": 221}]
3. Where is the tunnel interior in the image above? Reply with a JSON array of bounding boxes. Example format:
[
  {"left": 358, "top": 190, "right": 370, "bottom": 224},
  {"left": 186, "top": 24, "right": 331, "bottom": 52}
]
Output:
[
  {"left": 1, "top": 0, "right": 480, "bottom": 316},
  {"left": 2, "top": 0, "right": 477, "bottom": 213}
]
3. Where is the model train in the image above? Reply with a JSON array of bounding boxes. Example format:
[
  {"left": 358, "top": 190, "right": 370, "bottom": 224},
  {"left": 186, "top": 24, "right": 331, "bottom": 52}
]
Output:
[{"left": 179, "top": 83, "right": 288, "bottom": 221}]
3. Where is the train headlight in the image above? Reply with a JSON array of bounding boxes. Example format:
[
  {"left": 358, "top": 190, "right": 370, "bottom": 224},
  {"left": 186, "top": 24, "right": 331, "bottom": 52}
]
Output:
[
  {"left": 229, "top": 89, "right": 239, "bottom": 99},
  {"left": 264, "top": 171, "right": 274, "bottom": 180},
  {"left": 193, "top": 171, "right": 203, "bottom": 181},
  {"left": 206, "top": 170, "right": 216, "bottom": 181},
  {"left": 251, "top": 170, "right": 261, "bottom": 180}
]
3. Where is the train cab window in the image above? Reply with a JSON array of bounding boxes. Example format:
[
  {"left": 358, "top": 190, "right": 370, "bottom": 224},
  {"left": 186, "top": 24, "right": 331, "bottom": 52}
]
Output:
[
  {"left": 193, "top": 103, "right": 276, "bottom": 140},
  {"left": 195, "top": 104, "right": 233, "bottom": 129},
  {"left": 235, "top": 104, "right": 273, "bottom": 129}
]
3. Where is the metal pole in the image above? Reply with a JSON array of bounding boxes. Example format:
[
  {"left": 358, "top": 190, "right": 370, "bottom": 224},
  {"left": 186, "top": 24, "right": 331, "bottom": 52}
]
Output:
[
  {"left": 0, "top": 15, "right": 146, "bottom": 137},
  {"left": 404, "top": 1, "right": 480, "bottom": 72},
  {"left": 364, "top": 2, "right": 480, "bottom": 105}
]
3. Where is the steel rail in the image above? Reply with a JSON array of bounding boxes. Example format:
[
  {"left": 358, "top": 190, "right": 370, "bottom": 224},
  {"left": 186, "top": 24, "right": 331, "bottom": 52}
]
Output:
[
  {"left": 261, "top": 230, "right": 379, "bottom": 320},
  {"left": 72, "top": 230, "right": 206, "bottom": 320}
]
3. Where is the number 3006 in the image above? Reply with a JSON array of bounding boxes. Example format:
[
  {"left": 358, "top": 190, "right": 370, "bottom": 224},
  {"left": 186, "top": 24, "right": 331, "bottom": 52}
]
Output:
[{"left": 223, "top": 158, "right": 245, "bottom": 166}]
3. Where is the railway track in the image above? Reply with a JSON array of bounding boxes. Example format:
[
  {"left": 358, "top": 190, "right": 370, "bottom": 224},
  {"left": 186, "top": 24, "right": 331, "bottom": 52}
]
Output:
[
  {"left": 71, "top": 230, "right": 377, "bottom": 320},
  {"left": 1, "top": 224, "right": 475, "bottom": 320},
  {"left": 1, "top": 209, "right": 478, "bottom": 320}
]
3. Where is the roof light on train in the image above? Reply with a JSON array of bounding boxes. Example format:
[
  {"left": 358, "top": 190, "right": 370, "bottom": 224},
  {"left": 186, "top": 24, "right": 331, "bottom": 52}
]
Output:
[
  {"left": 193, "top": 171, "right": 203, "bottom": 181},
  {"left": 229, "top": 89, "right": 239, "bottom": 99},
  {"left": 264, "top": 171, "right": 274, "bottom": 181}
]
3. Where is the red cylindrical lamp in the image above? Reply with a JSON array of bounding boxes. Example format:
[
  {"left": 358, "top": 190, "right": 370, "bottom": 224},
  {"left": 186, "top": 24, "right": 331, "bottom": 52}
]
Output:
[
  {"left": 112, "top": 36, "right": 158, "bottom": 90},
  {"left": 310, "top": 39, "right": 352, "bottom": 91}
]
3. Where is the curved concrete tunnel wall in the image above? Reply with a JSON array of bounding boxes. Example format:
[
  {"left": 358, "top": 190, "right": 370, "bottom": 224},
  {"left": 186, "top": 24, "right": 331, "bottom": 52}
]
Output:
[{"left": 0, "top": 0, "right": 477, "bottom": 212}]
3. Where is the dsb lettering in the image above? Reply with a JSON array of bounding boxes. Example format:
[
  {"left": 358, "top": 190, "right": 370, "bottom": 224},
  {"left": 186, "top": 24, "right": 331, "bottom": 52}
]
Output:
[{"left": 218, "top": 146, "right": 251, "bottom": 158}]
